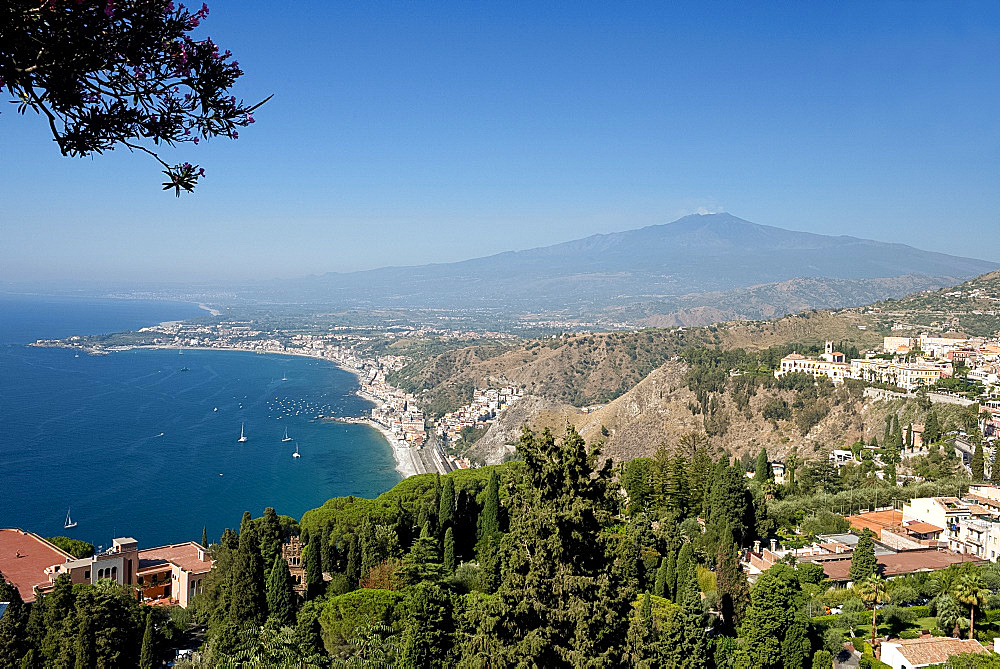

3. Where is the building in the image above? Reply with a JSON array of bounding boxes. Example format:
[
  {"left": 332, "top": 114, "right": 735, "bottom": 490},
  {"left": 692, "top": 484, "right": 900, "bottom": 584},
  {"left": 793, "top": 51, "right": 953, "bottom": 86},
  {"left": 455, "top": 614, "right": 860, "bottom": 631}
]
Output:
[
  {"left": 881, "top": 637, "right": 987, "bottom": 669},
  {"left": 0, "top": 529, "right": 212, "bottom": 607},
  {"left": 282, "top": 537, "right": 306, "bottom": 595},
  {"left": 0, "top": 529, "right": 74, "bottom": 603},
  {"left": 850, "top": 358, "right": 949, "bottom": 390},
  {"left": 775, "top": 342, "right": 849, "bottom": 384}
]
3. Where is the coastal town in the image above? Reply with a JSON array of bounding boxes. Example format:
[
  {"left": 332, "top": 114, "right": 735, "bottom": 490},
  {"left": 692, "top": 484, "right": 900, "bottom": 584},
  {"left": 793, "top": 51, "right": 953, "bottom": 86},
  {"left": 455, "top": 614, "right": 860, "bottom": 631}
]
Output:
[{"left": 29, "top": 319, "right": 528, "bottom": 477}]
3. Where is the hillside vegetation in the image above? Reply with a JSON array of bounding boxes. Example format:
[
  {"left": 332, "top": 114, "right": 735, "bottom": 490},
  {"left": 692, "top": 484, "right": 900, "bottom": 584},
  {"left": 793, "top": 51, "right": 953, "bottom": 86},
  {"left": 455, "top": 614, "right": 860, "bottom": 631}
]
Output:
[{"left": 869, "top": 269, "right": 1000, "bottom": 336}]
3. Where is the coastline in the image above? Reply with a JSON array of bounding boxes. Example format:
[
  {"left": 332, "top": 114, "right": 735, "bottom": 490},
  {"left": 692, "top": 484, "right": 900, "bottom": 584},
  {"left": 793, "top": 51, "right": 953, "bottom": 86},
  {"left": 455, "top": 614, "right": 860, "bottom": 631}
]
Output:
[{"left": 52, "top": 342, "right": 420, "bottom": 480}]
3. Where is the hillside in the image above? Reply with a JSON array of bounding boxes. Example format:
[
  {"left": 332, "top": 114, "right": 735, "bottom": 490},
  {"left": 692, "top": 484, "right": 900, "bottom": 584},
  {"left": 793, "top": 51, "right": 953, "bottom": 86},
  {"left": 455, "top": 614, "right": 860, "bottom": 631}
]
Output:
[
  {"left": 250, "top": 213, "right": 996, "bottom": 326},
  {"left": 867, "top": 269, "right": 1000, "bottom": 336}
]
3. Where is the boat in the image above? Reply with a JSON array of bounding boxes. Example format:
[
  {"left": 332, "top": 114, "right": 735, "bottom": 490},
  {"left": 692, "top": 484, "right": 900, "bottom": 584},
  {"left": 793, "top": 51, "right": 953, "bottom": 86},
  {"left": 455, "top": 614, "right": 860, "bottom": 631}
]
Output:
[
  {"left": 237, "top": 423, "right": 247, "bottom": 443},
  {"left": 282, "top": 427, "right": 292, "bottom": 442},
  {"left": 64, "top": 508, "right": 77, "bottom": 529},
  {"left": 292, "top": 443, "right": 301, "bottom": 458},
  {"left": 180, "top": 367, "right": 190, "bottom": 372}
]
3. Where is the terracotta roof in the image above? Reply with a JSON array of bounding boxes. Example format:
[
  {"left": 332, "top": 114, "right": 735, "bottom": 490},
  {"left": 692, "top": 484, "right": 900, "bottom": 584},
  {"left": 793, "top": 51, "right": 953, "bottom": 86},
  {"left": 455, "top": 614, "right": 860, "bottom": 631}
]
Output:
[
  {"left": 818, "top": 548, "right": 983, "bottom": 582},
  {"left": 138, "top": 542, "right": 212, "bottom": 575},
  {"left": 0, "top": 529, "right": 73, "bottom": 603},
  {"left": 903, "top": 521, "right": 944, "bottom": 535},
  {"left": 847, "top": 509, "right": 902, "bottom": 538},
  {"left": 784, "top": 353, "right": 806, "bottom": 360},
  {"left": 886, "top": 637, "right": 986, "bottom": 665}
]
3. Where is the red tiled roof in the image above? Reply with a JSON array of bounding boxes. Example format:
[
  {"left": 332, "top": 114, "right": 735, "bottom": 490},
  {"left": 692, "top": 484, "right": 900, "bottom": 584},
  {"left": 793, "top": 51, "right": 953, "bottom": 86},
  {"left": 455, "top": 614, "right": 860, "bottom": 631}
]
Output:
[
  {"left": 0, "top": 529, "right": 73, "bottom": 603},
  {"left": 903, "top": 521, "right": 944, "bottom": 535},
  {"left": 138, "top": 542, "right": 212, "bottom": 575},
  {"left": 887, "top": 637, "right": 986, "bottom": 665},
  {"left": 847, "top": 509, "right": 902, "bottom": 538},
  {"left": 819, "top": 548, "right": 982, "bottom": 582}
]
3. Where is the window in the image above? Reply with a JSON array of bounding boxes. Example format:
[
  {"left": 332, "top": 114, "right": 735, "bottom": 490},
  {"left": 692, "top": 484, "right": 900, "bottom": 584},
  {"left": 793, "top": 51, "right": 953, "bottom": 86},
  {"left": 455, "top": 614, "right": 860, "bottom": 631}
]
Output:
[
  {"left": 85, "top": 570, "right": 90, "bottom": 579},
  {"left": 111, "top": 566, "right": 117, "bottom": 580}
]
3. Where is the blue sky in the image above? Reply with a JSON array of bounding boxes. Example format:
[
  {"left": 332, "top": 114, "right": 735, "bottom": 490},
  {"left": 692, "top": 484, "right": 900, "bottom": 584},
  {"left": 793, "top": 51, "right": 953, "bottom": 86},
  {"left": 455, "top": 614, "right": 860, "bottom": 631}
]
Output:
[{"left": 3, "top": 1, "right": 999, "bottom": 283}]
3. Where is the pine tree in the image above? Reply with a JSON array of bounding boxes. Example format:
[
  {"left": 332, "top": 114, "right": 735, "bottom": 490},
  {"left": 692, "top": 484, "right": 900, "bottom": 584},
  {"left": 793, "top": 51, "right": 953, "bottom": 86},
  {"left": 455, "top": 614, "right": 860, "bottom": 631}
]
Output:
[
  {"left": 240, "top": 510, "right": 253, "bottom": 535},
  {"left": 972, "top": 443, "right": 985, "bottom": 482},
  {"left": 439, "top": 477, "right": 455, "bottom": 534},
  {"left": 754, "top": 448, "right": 772, "bottom": 483},
  {"left": 472, "top": 426, "right": 631, "bottom": 665},
  {"left": 402, "top": 583, "right": 455, "bottom": 667},
  {"left": 139, "top": 611, "right": 154, "bottom": 669},
  {"left": 849, "top": 529, "right": 877, "bottom": 584},
  {"left": 266, "top": 554, "right": 296, "bottom": 627},
  {"left": 738, "top": 564, "right": 801, "bottom": 668},
  {"left": 443, "top": 527, "right": 456, "bottom": 573},
  {"left": 885, "top": 461, "right": 897, "bottom": 486},
  {"left": 304, "top": 536, "right": 323, "bottom": 599},
  {"left": 477, "top": 469, "right": 501, "bottom": 543},
  {"left": 229, "top": 523, "right": 266, "bottom": 624},
  {"left": 201, "top": 525, "right": 208, "bottom": 548}
]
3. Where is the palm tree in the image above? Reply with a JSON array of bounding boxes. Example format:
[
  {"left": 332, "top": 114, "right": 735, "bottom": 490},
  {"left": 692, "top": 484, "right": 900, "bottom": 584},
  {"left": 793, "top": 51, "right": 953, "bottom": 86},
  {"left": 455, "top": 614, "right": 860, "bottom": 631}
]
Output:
[
  {"left": 859, "top": 575, "right": 889, "bottom": 648},
  {"left": 952, "top": 573, "right": 990, "bottom": 640}
]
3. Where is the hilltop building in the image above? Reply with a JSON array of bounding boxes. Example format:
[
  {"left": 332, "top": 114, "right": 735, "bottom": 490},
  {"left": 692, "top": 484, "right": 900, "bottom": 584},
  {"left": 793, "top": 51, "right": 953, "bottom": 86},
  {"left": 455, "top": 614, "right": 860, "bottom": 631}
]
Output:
[{"left": 775, "top": 342, "right": 849, "bottom": 384}]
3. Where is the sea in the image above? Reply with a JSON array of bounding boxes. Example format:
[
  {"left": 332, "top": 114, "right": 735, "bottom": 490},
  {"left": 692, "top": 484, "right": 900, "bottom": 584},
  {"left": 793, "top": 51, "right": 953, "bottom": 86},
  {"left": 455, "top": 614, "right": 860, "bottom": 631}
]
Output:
[{"left": 0, "top": 294, "right": 401, "bottom": 550}]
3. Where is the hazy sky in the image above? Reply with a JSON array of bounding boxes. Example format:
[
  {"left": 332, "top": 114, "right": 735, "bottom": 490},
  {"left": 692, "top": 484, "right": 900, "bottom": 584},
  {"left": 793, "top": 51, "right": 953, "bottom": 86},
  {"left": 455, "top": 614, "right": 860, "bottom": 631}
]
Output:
[{"left": 3, "top": 1, "right": 999, "bottom": 284}]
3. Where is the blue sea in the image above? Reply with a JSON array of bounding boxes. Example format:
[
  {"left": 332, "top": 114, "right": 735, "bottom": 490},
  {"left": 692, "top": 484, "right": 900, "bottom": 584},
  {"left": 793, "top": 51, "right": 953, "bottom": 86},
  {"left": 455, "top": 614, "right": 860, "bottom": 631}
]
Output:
[{"left": 0, "top": 295, "right": 400, "bottom": 550}]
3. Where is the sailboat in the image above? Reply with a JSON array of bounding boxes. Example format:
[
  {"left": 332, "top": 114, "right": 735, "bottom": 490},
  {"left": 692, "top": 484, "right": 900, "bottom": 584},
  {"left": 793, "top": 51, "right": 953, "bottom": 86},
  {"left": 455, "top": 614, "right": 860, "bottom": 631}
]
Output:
[
  {"left": 281, "top": 427, "right": 292, "bottom": 442},
  {"left": 292, "top": 443, "right": 301, "bottom": 458},
  {"left": 237, "top": 423, "right": 247, "bottom": 443},
  {"left": 64, "top": 508, "right": 77, "bottom": 529}
]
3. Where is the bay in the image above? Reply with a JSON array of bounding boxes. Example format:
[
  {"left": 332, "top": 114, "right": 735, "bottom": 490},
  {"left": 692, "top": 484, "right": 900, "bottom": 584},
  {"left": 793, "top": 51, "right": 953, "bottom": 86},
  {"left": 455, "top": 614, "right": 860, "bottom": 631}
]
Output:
[{"left": 0, "top": 295, "right": 400, "bottom": 549}]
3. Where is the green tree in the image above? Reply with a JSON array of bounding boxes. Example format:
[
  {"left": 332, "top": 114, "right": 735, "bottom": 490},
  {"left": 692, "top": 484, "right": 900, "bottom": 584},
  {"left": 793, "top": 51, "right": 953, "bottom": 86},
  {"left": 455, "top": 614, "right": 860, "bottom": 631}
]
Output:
[
  {"left": 304, "top": 535, "right": 324, "bottom": 599},
  {"left": 783, "top": 621, "right": 811, "bottom": 669},
  {"left": 201, "top": 526, "right": 209, "bottom": 549},
  {"left": 477, "top": 468, "right": 501, "bottom": 545},
  {"left": 716, "top": 540, "right": 750, "bottom": 633},
  {"left": 401, "top": 583, "right": 454, "bottom": 668},
  {"left": 709, "top": 465, "right": 752, "bottom": 547},
  {"left": 139, "top": 612, "right": 154, "bottom": 669},
  {"left": 754, "top": 448, "right": 772, "bottom": 483},
  {"left": 972, "top": 443, "right": 985, "bottom": 482},
  {"left": 925, "top": 411, "right": 942, "bottom": 444},
  {"left": 812, "top": 649, "right": 833, "bottom": 669},
  {"left": 849, "top": 529, "right": 877, "bottom": 584},
  {"left": 229, "top": 523, "right": 266, "bottom": 624},
  {"left": 259, "top": 507, "right": 283, "bottom": 569},
  {"left": 75, "top": 613, "right": 95, "bottom": 669},
  {"left": 443, "top": 527, "right": 456, "bottom": 573},
  {"left": 438, "top": 477, "right": 455, "bottom": 534},
  {"left": 266, "top": 554, "right": 296, "bottom": 627},
  {"left": 471, "top": 426, "right": 631, "bottom": 666},
  {"left": 953, "top": 573, "right": 990, "bottom": 639},
  {"left": 654, "top": 557, "right": 668, "bottom": 598},
  {"left": 1, "top": 0, "right": 267, "bottom": 193},
  {"left": 738, "top": 564, "right": 802, "bottom": 669},
  {"left": 0, "top": 571, "right": 28, "bottom": 667}
]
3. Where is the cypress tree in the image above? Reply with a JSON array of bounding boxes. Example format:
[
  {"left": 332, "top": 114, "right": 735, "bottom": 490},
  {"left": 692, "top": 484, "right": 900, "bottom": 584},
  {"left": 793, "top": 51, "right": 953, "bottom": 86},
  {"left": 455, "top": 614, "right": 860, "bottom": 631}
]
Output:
[
  {"left": 201, "top": 526, "right": 208, "bottom": 548},
  {"left": 139, "top": 611, "right": 154, "bottom": 669},
  {"left": 305, "top": 536, "right": 323, "bottom": 599},
  {"left": 675, "top": 542, "right": 694, "bottom": 602},
  {"left": 849, "top": 529, "right": 877, "bottom": 584},
  {"left": 754, "top": 448, "right": 771, "bottom": 483},
  {"left": 906, "top": 423, "right": 913, "bottom": 448},
  {"left": 925, "top": 411, "right": 941, "bottom": 444},
  {"left": 75, "top": 614, "right": 95, "bottom": 669},
  {"left": 229, "top": 523, "right": 266, "bottom": 624},
  {"left": 665, "top": 550, "right": 677, "bottom": 600},
  {"left": 782, "top": 621, "right": 811, "bottom": 669},
  {"left": 266, "top": 554, "right": 296, "bottom": 626},
  {"left": 716, "top": 540, "right": 750, "bottom": 633},
  {"left": 345, "top": 533, "right": 361, "bottom": 585},
  {"left": 972, "top": 443, "right": 985, "bottom": 482},
  {"left": 891, "top": 414, "right": 903, "bottom": 450},
  {"left": 654, "top": 557, "right": 668, "bottom": 597},
  {"left": 439, "top": 477, "right": 455, "bottom": 534},
  {"left": 443, "top": 527, "right": 456, "bottom": 573},
  {"left": 259, "top": 507, "right": 282, "bottom": 568},
  {"left": 239, "top": 510, "right": 252, "bottom": 535},
  {"left": 320, "top": 524, "right": 336, "bottom": 573},
  {"left": 477, "top": 469, "right": 501, "bottom": 542}
]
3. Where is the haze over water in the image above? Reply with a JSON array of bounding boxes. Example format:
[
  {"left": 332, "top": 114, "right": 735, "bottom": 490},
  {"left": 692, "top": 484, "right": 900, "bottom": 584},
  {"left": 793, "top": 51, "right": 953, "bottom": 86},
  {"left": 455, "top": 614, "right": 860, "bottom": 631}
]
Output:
[{"left": 0, "top": 295, "right": 400, "bottom": 549}]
